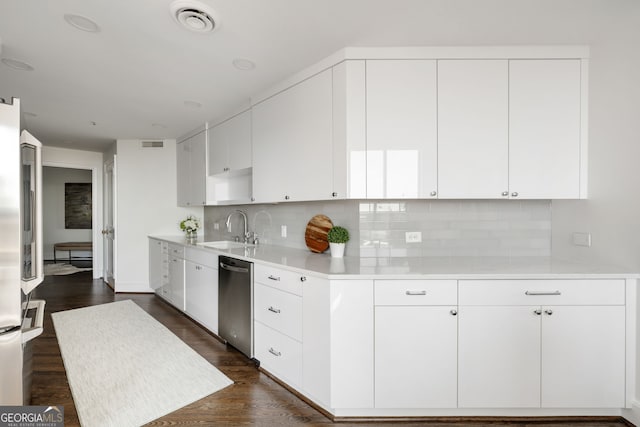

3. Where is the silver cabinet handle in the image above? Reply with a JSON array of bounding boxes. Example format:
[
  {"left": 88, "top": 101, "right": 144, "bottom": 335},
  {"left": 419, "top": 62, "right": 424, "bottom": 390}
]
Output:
[
  {"left": 268, "top": 275, "right": 280, "bottom": 281},
  {"left": 545, "top": 309, "right": 554, "bottom": 316},
  {"left": 450, "top": 309, "right": 457, "bottom": 316},
  {"left": 430, "top": 191, "right": 437, "bottom": 197},
  {"left": 300, "top": 276, "right": 307, "bottom": 282},
  {"left": 332, "top": 192, "right": 338, "bottom": 197},
  {"left": 267, "top": 306, "right": 281, "bottom": 314},
  {"left": 251, "top": 197, "right": 255, "bottom": 202},
  {"left": 511, "top": 192, "right": 519, "bottom": 197},
  {"left": 525, "top": 290, "right": 561, "bottom": 296},
  {"left": 195, "top": 265, "right": 202, "bottom": 270},
  {"left": 502, "top": 191, "right": 509, "bottom": 196},
  {"left": 405, "top": 290, "right": 426, "bottom": 296},
  {"left": 284, "top": 195, "right": 290, "bottom": 200},
  {"left": 534, "top": 309, "right": 542, "bottom": 315},
  {"left": 268, "top": 347, "right": 281, "bottom": 357}
]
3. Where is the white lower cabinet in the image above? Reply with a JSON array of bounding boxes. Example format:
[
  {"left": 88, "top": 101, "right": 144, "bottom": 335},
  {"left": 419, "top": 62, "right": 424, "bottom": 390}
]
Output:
[
  {"left": 541, "top": 305, "right": 625, "bottom": 408},
  {"left": 184, "top": 248, "right": 218, "bottom": 334},
  {"left": 374, "top": 279, "right": 458, "bottom": 408},
  {"left": 375, "top": 306, "right": 457, "bottom": 408},
  {"left": 458, "top": 305, "right": 541, "bottom": 407},
  {"left": 458, "top": 279, "right": 626, "bottom": 409},
  {"left": 168, "top": 255, "right": 185, "bottom": 311},
  {"left": 254, "top": 321, "right": 303, "bottom": 388}
]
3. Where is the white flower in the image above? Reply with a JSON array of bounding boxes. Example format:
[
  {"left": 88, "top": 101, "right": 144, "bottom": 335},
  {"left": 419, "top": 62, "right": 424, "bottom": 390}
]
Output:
[{"left": 180, "top": 215, "right": 201, "bottom": 233}]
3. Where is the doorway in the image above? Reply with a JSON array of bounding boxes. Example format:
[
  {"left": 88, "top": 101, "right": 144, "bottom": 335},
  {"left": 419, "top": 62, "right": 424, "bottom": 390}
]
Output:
[{"left": 42, "top": 166, "right": 93, "bottom": 271}]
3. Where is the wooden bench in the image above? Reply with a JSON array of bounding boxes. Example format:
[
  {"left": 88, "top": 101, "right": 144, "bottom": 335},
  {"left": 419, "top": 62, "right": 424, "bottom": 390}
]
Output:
[{"left": 53, "top": 242, "right": 93, "bottom": 264}]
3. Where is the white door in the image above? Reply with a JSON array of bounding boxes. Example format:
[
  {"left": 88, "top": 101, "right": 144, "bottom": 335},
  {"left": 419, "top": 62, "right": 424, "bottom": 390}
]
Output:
[
  {"left": 102, "top": 157, "right": 116, "bottom": 289},
  {"left": 438, "top": 60, "right": 509, "bottom": 199},
  {"left": 541, "top": 305, "right": 625, "bottom": 408},
  {"left": 366, "top": 60, "right": 438, "bottom": 199},
  {"left": 375, "top": 306, "right": 457, "bottom": 408},
  {"left": 509, "top": 59, "right": 582, "bottom": 199},
  {"left": 458, "top": 305, "right": 541, "bottom": 408}
]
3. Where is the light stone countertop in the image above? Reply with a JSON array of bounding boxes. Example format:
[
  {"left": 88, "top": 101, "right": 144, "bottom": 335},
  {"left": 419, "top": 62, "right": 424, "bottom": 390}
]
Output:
[{"left": 150, "top": 235, "right": 640, "bottom": 280}]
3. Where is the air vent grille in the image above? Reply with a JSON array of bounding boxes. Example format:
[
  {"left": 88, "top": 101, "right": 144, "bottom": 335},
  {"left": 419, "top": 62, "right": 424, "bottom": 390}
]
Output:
[{"left": 141, "top": 141, "right": 164, "bottom": 148}]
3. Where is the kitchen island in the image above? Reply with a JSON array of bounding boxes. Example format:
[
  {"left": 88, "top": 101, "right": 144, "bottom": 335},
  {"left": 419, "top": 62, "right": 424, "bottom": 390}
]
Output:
[{"left": 149, "top": 235, "right": 638, "bottom": 421}]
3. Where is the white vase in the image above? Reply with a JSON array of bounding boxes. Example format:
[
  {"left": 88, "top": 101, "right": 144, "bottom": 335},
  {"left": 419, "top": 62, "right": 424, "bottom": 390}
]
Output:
[{"left": 329, "top": 242, "right": 345, "bottom": 258}]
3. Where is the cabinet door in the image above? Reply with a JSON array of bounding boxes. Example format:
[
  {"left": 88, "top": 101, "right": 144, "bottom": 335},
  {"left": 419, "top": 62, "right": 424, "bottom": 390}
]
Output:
[
  {"left": 509, "top": 60, "right": 582, "bottom": 199},
  {"left": 375, "top": 306, "right": 457, "bottom": 408},
  {"left": 185, "top": 261, "right": 218, "bottom": 333},
  {"left": 176, "top": 141, "right": 191, "bottom": 206},
  {"left": 253, "top": 69, "right": 333, "bottom": 202},
  {"left": 438, "top": 60, "right": 509, "bottom": 199},
  {"left": 541, "top": 305, "right": 625, "bottom": 408},
  {"left": 148, "top": 239, "right": 162, "bottom": 290},
  {"left": 168, "top": 257, "right": 185, "bottom": 311},
  {"left": 208, "top": 110, "right": 252, "bottom": 175},
  {"left": 189, "top": 131, "right": 207, "bottom": 205},
  {"left": 458, "top": 305, "right": 540, "bottom": 408},
  {"left": 366, "top": 60, "right": 437, "bottom": 198}
]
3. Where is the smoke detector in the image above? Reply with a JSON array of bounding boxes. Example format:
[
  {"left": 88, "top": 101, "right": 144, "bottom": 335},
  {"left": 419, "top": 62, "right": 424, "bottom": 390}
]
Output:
[{"left": 170, "top": 0, "right": 219, "bottom": 33}]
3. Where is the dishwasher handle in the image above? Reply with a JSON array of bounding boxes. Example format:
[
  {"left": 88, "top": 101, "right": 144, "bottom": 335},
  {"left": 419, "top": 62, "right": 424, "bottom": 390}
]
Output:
[{"left": 220, "top": 261, "right": 250, "bottom": 274}]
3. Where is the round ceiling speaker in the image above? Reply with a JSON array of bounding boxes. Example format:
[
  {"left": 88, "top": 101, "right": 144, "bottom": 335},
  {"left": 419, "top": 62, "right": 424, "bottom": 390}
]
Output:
[{"left": 170, "top": 0, "right": 219, "bottom": 33}]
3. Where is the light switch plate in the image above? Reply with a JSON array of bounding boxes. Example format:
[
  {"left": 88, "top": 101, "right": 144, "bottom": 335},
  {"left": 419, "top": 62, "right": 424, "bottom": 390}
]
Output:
[
  {"left": 213, "top": 222, "right": 219, "bottom": 230},
  {"left": 405, "top": 231, "right": 422, "bottom": 243},
  {"left": 281, "top": 225, "right": 287, "bottom": 238},
  {"left": 573, "top": 232, "right": 591, "bottom": 247}
]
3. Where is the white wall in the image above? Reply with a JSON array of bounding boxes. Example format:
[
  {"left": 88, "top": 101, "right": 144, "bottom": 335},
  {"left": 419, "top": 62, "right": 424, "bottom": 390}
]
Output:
[
  {"left": 42, "top": 146, "right": 103, "bottom": 278},
  {"left": 114, "top": 139, "right": 202, "bottom": 292},
  {"left": 551, "top": 17, "right": 640, "bottom": 271},
  {"left": 42, "top": 167, "right": 92, "bottom": 260}
]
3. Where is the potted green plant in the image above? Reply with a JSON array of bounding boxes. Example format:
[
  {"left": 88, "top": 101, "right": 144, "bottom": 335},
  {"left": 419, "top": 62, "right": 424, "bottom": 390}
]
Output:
[{"left": 327, "top": 226, "right": 349, "bottom": 258}]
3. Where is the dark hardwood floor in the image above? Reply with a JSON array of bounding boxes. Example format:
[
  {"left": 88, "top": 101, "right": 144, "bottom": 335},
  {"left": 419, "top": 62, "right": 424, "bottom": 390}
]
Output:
[{"left": 30, "top": 272, "right": 632, "bottom": 426}]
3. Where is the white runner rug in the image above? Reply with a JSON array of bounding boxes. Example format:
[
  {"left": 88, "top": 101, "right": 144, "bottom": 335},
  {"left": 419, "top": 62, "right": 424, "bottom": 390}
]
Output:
[{"left": 52, "top": 300, "right": 233, "bottom": 427}]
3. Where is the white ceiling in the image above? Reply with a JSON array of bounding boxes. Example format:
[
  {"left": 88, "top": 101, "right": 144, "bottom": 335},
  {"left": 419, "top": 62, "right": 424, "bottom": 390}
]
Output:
[{"left": 0, "top": 0, "right": 638, "bottom": 152}]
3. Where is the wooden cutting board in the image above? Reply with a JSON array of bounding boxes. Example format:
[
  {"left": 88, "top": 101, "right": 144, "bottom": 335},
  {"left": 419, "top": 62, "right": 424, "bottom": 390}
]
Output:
[{"left": 305, "top": 214, "right": 333, "bottom": 253}]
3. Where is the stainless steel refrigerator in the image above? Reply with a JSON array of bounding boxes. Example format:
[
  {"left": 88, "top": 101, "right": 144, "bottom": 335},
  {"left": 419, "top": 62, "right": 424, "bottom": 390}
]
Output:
[{"left": 0, "top": 97, "right": 46, "bottom": 405}]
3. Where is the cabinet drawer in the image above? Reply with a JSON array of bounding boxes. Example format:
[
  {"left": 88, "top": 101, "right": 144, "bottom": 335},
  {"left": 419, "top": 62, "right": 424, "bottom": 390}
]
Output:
[
  {"left": 459, "top": 279, "right": 625, "bottom": 306},
  {"left": 254, "top": 264, "right": 304, "bottom": 296},
  {"left": 254, "top": 283, "right": 302, "bottom": 341},
  {"left": 185, "top": 247, "right": 218, "bottom": 269},
  {"left": 168, "top": 243, "right": 185, "bottom": 258},
  {"left": 254, "top": 321, "right": 302, "bottom": 387},
  {"left": 375, "top": 280, "right": 457, "bottom": 306}
]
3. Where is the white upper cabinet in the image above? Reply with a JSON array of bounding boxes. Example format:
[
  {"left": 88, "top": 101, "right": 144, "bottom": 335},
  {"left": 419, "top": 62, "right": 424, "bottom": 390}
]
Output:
[
  {"left": 366, "top": 60, "right": 438, "bottom": 198},
  {"left": 332, "top": 60, "right": 367, "bottom": 199},
  {"left": 252, "top": 69, "right": 333, "bottom": 203},
  {"left": 438, "top": 60, "right": 509, "bottom": 199},
  {"left": 208, "top": 110, "right": 252, "bottom": 175},
  {"left": 509, "top": 60, "right": 583, "bottom": 199},
  {"left": 176, "top": 129, "right": 206, "bottom": 206}
]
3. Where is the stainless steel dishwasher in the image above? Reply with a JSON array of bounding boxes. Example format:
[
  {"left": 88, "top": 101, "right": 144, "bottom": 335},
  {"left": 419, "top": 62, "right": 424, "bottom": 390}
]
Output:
[{"left": 218, "top": 255, "right": 253, "bottom": 358}]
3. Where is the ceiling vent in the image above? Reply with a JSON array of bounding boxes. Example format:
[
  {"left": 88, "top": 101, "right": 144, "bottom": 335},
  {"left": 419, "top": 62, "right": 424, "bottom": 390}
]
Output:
[{"left": 170, "top": 0, "right": 219, "bottom": 33}]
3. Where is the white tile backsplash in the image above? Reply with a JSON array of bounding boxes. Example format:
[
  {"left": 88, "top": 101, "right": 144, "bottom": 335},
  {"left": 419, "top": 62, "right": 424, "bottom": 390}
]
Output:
[
  {"left": 359, "top": 200, "right": 551, "bottom": 257},
  {"left": 204, "top": 199, "right": 551, "bottom": 258}
]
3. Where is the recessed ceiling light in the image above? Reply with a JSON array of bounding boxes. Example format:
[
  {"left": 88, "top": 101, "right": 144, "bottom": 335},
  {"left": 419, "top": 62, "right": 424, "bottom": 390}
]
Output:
[
  {"left": 64, "top": 14, "right": 101, "bottom": 32},
  {"left": 24, "top": 112, "right": 38, "bottom": 118},
  {"left": 170, "top": 0, "right": 219, "bottom": 33},
  {"left": 1, "top": 58, "right": 34, "bottom": 71},
  {"left": 232, "top": 58, "right": 256, "bottom": 71},
  {"left": 152, "top": 123, "right": 167, "bottom": 128},
  {"left": 90, "top": 121, "right": 97, "bottom": 126},
  {"left": 183, "top": 100, "right": 202, "bottom": 109}
]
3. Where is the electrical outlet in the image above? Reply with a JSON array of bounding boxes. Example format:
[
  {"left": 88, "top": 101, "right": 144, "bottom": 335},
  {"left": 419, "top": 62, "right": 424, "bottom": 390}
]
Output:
[
  {"left": 573, "top": 232, "right": 591, "bottom": 247},
  {"left": 213, "top": 222, "right": 219, "bottom": 231},
  {"left": 281, "top": 225, "right": 287, "bottom": 238},
  {"left": 405, "top": 231, "right": 422, "bottom": 243}
]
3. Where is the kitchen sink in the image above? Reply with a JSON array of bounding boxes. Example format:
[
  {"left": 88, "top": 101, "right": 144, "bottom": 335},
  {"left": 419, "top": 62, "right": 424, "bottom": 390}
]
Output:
[{"left": 197, "top": 241, "right": 255, "bottom": 250}]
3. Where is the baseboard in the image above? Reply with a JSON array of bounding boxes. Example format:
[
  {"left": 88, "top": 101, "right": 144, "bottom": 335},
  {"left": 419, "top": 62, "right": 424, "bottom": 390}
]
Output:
[
  {"left": 621, "top": 400, "right": 640, "bottom": 426},
  {"left": 113, "top": 281, "right": 154, "bottom": 293}
]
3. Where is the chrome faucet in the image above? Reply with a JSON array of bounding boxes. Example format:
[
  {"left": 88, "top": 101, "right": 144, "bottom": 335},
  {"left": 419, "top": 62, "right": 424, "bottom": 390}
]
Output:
[{"left": 225, "top": 210, "right": 249, "bottom": 243}]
